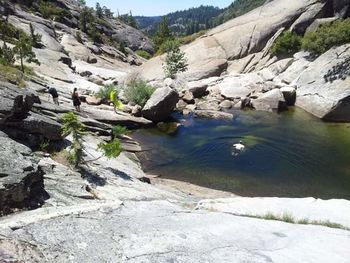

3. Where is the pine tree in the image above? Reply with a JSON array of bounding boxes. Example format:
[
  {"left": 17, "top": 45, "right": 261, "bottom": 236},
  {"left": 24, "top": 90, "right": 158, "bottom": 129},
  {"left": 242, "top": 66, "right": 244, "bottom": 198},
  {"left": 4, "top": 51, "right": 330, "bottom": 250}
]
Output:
[
  {"left": 163, "top": 40, "right": 188, "bottom": 79},
  {"left": 0, "top": 42, "right": 15, "bottom": 66},
  {"left": 153, "top": 17, "right": 173, "bottom": 51},
  {"left": 61, "top": 112, "right": 86, "bottom": 168},
  {"left": 95, "top": 2, "right": 103, "bottom": 18},
  {"left": 29, "top": 23, "right": 43, "bottom": 48},
  {"left": 14, "top": 33, "right": 40, "bottom": 73}
]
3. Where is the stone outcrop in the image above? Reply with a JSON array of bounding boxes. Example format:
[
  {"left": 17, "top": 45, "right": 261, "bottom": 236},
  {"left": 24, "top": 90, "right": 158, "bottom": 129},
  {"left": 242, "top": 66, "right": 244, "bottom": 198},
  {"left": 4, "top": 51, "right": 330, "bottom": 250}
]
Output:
[
  {"left": 0, "top": 132, "right": 44, "bottom": 216},
  {"left": 142, "top": 87, "right": 179, "bottom": 122},
  {"left": 296, "top": 44, "right": 350, "bottom": 121}
]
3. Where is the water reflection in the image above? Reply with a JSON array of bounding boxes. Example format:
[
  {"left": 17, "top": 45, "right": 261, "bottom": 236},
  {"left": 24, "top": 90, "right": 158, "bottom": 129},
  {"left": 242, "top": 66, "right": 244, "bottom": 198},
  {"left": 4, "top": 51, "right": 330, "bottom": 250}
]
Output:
[{"left": 133, "top": 108, "right": 350, "bottom": 199}]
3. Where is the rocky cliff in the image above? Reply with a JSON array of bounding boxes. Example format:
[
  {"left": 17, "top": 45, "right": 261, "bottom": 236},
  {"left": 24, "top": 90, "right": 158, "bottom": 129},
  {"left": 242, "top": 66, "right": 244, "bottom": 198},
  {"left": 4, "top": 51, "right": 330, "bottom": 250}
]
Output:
[{"left": 136, "top": 0, "right": 350, "bottom": 121}]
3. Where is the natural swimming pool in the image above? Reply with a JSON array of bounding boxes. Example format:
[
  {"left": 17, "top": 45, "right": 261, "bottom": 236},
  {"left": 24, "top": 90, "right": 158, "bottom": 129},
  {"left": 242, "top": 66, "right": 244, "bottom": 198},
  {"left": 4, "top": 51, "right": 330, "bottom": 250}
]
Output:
[{"left": 133, "top": 108, "right": 350, "bottom": 199}]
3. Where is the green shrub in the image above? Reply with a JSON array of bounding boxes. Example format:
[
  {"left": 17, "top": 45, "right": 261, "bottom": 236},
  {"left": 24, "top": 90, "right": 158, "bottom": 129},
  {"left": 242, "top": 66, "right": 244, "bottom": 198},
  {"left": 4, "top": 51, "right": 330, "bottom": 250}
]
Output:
[
  {"left": 302, "top": 19, "right": 350, "bottom": 55},
  {"left": 163, "top": 40, "right": 188, "bottom": 79},
  {"left": 98, "top": 139, "right": 122, "bottom": 159},
  {"left": 96, "top": 85, "right": 117, "bottom": 100},
  {"left": 111, "top": 125, "right": 128, "bottom": 139},
  {"left": 60, "top": 112, "right": 86, "bottom": 168},
  {"left": 76, "top": 31, "right": 83, "bottom": 43},
  {"left": 136, "top": 50, "right": 152, "bottom": 60},
  {"left": 270, "top": 31, "right": 302, "bottom": 57},
  {"left": 38, "top": 0, "right": 71, "bottom": 21},
  {"left": 124, "top": 80, "right": 155, "bottom": 107}
]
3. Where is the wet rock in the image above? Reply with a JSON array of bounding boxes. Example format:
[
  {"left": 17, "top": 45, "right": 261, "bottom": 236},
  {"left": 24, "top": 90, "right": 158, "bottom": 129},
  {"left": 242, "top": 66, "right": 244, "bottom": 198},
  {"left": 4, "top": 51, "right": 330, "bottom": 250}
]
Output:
[
  {"left": 142, "top": 87, "right": 179, "bottom": 122},
  {"left": 157, "top": 122, "right": 181, "bottom": 134},
  {"left": 194, "top": 110, "right": 233, "bottom": 120}
]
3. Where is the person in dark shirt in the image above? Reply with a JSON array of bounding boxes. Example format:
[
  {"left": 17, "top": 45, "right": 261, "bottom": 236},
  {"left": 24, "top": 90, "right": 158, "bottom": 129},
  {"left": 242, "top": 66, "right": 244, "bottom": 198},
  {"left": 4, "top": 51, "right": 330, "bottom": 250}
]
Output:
[
  {"left": 72, "top": 88, "right": 81, "bottom": 112},
  {"left": 47, "top": 86, "right": 59, "bottom": 105}
]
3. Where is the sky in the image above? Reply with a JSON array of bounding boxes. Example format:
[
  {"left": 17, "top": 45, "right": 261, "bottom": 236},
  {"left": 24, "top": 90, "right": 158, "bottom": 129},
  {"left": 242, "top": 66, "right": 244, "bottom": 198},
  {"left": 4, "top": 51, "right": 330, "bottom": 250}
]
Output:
[{"left": 85, "top": 0, "right": 233, "bottom": 16}]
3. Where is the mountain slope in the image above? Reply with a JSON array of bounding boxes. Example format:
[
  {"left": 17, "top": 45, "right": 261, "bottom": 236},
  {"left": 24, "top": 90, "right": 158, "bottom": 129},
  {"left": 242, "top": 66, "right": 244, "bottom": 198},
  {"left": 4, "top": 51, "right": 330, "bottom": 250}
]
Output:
[{"left": 136, "top": 5, "right": 222, "bottom": 36}]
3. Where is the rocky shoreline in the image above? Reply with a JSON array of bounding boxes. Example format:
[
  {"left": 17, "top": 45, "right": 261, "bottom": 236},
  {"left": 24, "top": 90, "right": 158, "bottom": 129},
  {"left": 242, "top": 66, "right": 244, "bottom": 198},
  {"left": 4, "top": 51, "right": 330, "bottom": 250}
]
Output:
[{"left": 1, "top": 0, "right": 350, "bottom": 261}]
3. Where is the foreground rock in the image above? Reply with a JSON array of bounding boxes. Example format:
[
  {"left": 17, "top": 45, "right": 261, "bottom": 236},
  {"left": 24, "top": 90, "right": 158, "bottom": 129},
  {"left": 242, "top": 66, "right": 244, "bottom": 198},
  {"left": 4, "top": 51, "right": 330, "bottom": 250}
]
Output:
[
  {"left": 142, "top": 87, "right": 179, "bottom": 122},
  {"left": 0, "top": 132, "right": 44, "bottom": 216},
  {"left": 1, "top": 199, "right": 350, "bottom": 262}
]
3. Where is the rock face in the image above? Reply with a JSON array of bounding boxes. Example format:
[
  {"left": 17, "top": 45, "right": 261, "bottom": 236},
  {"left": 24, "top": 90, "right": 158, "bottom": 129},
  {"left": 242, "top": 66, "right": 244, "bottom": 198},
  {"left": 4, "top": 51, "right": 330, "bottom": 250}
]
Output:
[
  {"left": 0, "top": 82, "right": 62, "bottom": 144},
  {"left": 142, "top": 87, "right": 179, "bottom": 122},
  {"left": 252, "top": 89, "right": 287, "bottom": 112},
  {"left": 296, "top": 44, "right": 350, "bottom": 121},
  {"left": 0, "top": 132, "right": 44, "bottom": 216},
  {"left": 137, "top": 0, "right": 336, "bottom": 82}
]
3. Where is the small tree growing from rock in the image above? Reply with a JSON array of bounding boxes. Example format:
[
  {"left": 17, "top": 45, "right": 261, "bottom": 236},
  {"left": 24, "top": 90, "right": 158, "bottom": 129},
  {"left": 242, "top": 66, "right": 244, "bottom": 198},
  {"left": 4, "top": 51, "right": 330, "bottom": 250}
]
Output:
[
  {"left": 163, "top": 40, "right": 188, "bottom": 79},
  {"left": 14, "top": 33, "right": 40, "bottom": 73},
  {"left": 29, "top": 23, "right": 43, "bottom": 48},
  {"left": 61, "top": 112, "right": 86, "bottom": 168}
]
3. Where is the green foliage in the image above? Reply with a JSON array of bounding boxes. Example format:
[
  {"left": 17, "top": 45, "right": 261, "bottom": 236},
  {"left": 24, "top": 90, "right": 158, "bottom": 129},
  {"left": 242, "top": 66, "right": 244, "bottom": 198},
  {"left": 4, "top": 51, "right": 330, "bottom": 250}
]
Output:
[
  {"left": 79, "top": 6, "right": 95, "bottom": 33},
  {"left": 179, "top": 30, "right": 207, "bottom": 45},
  {"left": 0, "top": 43, "right": 15, "bottom": 66},
  {"left": 76, "top": 31, "right": 83, "bottom": 43},
  {"left": 14, "top": 33, "right": 40, "bottom": 73},
  {"left": 111, "top": 125, "right": 128, "bottom": 138},
  {"left": 98, "top": 139, "right": 122, "bottom": 159},
  {"left": 96, "top": 85, "right": 117, "bottom": 100},
  {"left": 136, "top": 50, "right": 152, "bottom": 60},
  {"left": 163, "top": 40, "right": 188, "bottom": 79},
  {"left": 153, "top": 17, "right": 174, "bottom": 52},
  {"left": 38, "top": 0, "right": 71, "bottom": 21},
  {"left": 124, "top": 80, "right": 155, "bottom": 107},
  {"left": 78, "top": 0, "right": 86, "bottom": 5},
  {"left": 0, "top": 17, "right": 18, "bottom": 44},
  {"left": 95, "top": 2, "right": 103, "bottom": 18},
  {"left": 212, "top": 0, "right": 265, "bottom": 26},
  {"left": 109, "top": 89, "right": 124, "bottom": 110},
  {"left": 39, "top": 140, "right": 50, "bottom": 152},
  {"left": 119, "top": 42, "right": 126, "bottom": 54},
  {"left": 119, "top": 11, "right": 138, "bottom": 28},
  {"left": 270, "top": 31, "right": 302, "bottom": 57},
  {"left": 302, "top": 19, "right": 350, "bottom": 55},
  {"left": 29, "top": 23, "right": 43, "bottom": 48},
  {"left": 0, "top": 64, "right": 25, "bottom": 87},
  {"left": 60, "top": 112, "right": 86, "bottom": 168}
]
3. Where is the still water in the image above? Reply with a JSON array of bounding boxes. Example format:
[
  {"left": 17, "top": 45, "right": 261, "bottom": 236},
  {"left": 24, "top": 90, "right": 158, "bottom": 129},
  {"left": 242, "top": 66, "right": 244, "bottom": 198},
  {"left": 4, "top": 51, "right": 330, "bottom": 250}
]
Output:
[{"left": 132, "top": 108, "right": 350, "bottom": 199}]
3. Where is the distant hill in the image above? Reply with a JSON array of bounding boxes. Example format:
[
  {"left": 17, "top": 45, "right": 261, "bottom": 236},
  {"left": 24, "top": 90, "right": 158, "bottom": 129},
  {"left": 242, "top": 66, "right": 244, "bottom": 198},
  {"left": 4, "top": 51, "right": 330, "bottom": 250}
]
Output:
[
  {"left": 135, "top": 1, "right": 266, "bottom": 37},
  {"left": 135, "top": 5, "right": 222, "bottom": 36},
  {"left": 212, "top": 0, "right": 267, "bottom": 27}
]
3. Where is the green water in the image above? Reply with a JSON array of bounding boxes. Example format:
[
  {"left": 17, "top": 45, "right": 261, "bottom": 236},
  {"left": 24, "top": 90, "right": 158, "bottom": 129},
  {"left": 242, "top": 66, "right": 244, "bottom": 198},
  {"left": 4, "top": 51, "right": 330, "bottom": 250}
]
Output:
[{"left": 132, "top": 108, "right": 350, "bottom": 199}]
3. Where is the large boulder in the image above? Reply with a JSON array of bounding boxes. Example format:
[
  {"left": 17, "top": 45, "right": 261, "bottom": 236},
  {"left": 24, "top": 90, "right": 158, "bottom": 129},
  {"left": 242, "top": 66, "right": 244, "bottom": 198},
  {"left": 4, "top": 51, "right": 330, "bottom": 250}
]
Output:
[
  {"left": 0, "top": 132, "right": 44, "bottom": 216},
  {"left": 142, "top": 87, "right": 179, "bottom": 122},
  {"left": 252, "top": 89, "right": 287, "bottom": 112},
  {"left": 0, "top": 82, "right": 40, "bottom": 123},
  {"left": 296, "top": 44, "right": 350, "bottom": 121}
]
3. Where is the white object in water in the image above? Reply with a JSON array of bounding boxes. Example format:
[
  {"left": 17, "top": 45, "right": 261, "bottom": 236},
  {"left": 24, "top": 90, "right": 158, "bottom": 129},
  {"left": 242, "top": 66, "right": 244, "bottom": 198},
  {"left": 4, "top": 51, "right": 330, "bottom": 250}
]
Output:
[{"left": 233, "top": 141, "right": 245, "bottom": 151}]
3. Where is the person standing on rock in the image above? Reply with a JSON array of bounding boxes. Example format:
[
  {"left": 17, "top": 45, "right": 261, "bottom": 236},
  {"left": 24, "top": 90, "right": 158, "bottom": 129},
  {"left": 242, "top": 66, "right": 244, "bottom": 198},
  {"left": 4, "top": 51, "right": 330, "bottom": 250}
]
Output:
[
  {"left": 72, "top": 88, "right": 81, "bottom": 112},
  {"left": 47, "top": 86, "right": 59, "bottom": 106}
]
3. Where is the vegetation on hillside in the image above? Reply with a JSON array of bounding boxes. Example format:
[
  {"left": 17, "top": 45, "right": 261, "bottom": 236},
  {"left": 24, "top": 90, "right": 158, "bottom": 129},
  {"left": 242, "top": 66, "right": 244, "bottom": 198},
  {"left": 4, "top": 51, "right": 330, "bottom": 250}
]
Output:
[
  {"left": 136, "top": 1, "right": 266, "bottom": 37},
  {"left": 124, "top": 80, "right": 155, "bottom": 107},
  {"left": 271, "top": 19, "right": 350, "bottom": 57},
  {"left": 0, "top": 16, "right": 40, "bottom": 77},
  {"left": 136, "top": 5, "right": 222, "bottom": 36},
  {"left": 163, "top": 40, "right": 188, "bottom": 79},
  {"left": 212, "top": 0, "right": 266, "bottom": 26}
]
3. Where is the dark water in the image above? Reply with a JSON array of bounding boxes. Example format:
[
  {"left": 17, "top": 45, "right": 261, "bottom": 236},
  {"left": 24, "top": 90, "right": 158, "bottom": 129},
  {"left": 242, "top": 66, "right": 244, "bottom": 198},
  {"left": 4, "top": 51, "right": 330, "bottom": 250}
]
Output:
[{"left": 132, "top": 108, "right": 350, "bottom": 199}]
